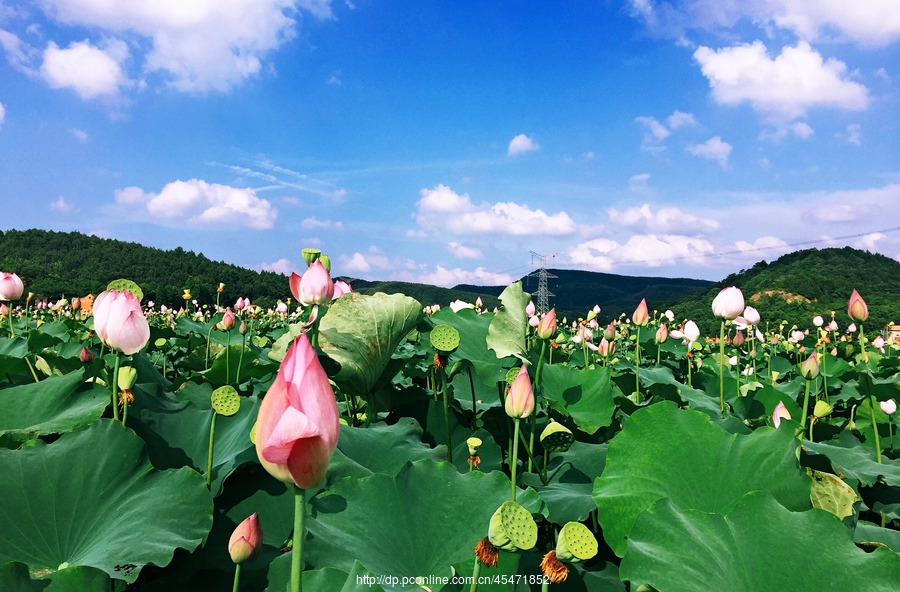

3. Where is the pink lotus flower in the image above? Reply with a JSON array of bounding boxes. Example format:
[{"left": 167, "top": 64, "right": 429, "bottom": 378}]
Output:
[
  {"left": 505, "top": 366, "right": 534, "bottom": 419},
  {"left": 632, "top": 299, "right": 649, "bottom": 326},
  {"left": 218, "top": 308, "right": 235, "bottom": 331},
  {"left": 529, "top": 315, "right": 540, "bottom": 328},
  {"left": 0, "top": 272, "right": 24, "bottom": 301},
  {"left": 536, "top": 309, "right": 557, "bottom": 340},
  {"left": 598, "top": 337, "right": 615, "bottom": 357},
  {"left": 848, "top": 289, "right": 868, "bottom": 323},
  {"left": 93, "top": 290, "right": 150, "bottom": 355},
  {"left": 684, "top": 320, "right": 700, "bottom": 343},
  {"left": 800, "top": 353, "right": 819, "bottom": 380},
  {"left": 773, "top": 401, "right": 791, "bottom": 428},
  {"left": 229, "top": 513, "right": 263, "bottom": 564},
  {"left": 256, "top": 334, "right": 340, "bottom": 488},
  {"left": 711, "top": 287, "right": 744, "bottom": 320},
  {"left": 655, "top": 323, "right": 668, "bottom": 343},
  {"left": 290, "top": 260, "right": 335, "bottom": 306},
  {"left": 813, "top": 315, "right": 824, "bottom": 327},
  {"left": 881, "top": 399, "right": 897, "bottom": 415},
  {"left": 732, "top": 330, "right": 744, "bottom": 347},
  {"left": 333, "top": 280, "right": 352, "bottom": 299},
  {"left": 525, "top": 300, "right": 536, "bottom": 317}
]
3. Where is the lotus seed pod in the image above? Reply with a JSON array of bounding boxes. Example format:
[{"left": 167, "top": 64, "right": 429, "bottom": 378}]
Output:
[
  {"left": 540, "top": 421, "right": 574, "bottom": 453},
  {"left": 814, "top": 400, "right": 834, "bottom": 418},
  {"left": 117, "top": 366, "right": 138, "bottom": 391},
  {"left": 301, "top": 248, "right": 322, "bottom": 267},
  {"left": 555, "top": 522, "right": 598, "bottom": 563},
  {"left": 430, "top": 324, "right": 461, "bottom": 353},
  {"left": 211, "top": 385, "right": 241, "bottom": 417},
  {"left": 467, "top": 436, "right": 483, "bottom": 456},
  {"left": 487, "top": 501, "right": 538, "bottom": 552}
]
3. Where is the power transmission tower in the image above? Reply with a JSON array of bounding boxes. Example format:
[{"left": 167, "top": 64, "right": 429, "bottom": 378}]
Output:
[{"left": 529, "top": 251, "right": 557, "bottom": 315}]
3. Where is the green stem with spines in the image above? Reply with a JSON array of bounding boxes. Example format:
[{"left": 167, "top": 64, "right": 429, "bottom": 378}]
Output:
[
  {"left": 510, "top": 417, "right": 521, "bottom": 502},
  {"left": 111, "top": 352, "right": 121, "bottom": 421},
  {"left": 290, "top": 485, "right": 305, "bottom": 592},
  {"left": 206, "top": 412, "right": 217, "bottom": 488}
]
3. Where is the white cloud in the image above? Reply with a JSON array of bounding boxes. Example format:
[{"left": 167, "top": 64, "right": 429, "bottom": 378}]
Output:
[
  {"left": 28, "top": 0, "right": 334, "bottom": 93},
  {"left": 40, "top": 39, "right": 129, "bottom": 100},
  {"left": 417, "top": 265, "right": 513, "bottom": 288},
  {"left": 508, "top": 134, "right": 539, "bottom": 156},
  {"left": 49, "top": 196, "right": 79, "bottom": 213},
  {"left": 115, "top": 179, "right": 277, "bottom": 229},
  {"left": 734, "top": 236, "right": 790, "bottom": 253},
  {"left": 635, "top": 110, "right": 696, "bottom": 152},
  {"left": 0, "top": 29, "right": 38, "bottom": 75},
  {"left": 300, "top": 216, "right": 343, "bottom": 230},
  {"left": 608, "top": 203, "right": 720, "bottom": 233},
  {"left": 806, "top": 184, "right": 900, "bottom": 223},
  {"left": 260, "top": 258, "right": 294, "bottom": 275},
  {"left": 339, "top": 248, "right": 416, "bottom": 275},
  {"left": 447, "top": 242, "right": 483, "bottom": 259},
  {"left": 666, "top": 110, "right": 696, "bottom": 129},
  {"left": 694, "top": 41, "right": 869, "bottom": 123},
  {"left": 845, "top": 124, "right": 862, "bottom": 146},
  {"left": 635, "top": 116, "right": 670, "bottom": 141},
  {"left": 0, "top": 101, "right": 4, "bottom": 127},
  {"left": 70, "top": 127, "right": 88, "bottom": 142},
  {"left": 686, "top": 136, "right": 732, "bottom": 168},
  {"left": 568, "top": 234, "right": 715, "bottom": 270},
  {"left": 856, "top": 232, "right": 887, "bottom": 250},
  {"left": 628, "top": 173, "right": 651, "bottom": 192},
  {"left": 415, "top": 184, "right": 577, "bottom": 236}
]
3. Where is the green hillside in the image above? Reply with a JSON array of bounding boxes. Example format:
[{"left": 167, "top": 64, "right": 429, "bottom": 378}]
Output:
[{"left": 670, "top": 247, "right": 900, "bottom": 334}]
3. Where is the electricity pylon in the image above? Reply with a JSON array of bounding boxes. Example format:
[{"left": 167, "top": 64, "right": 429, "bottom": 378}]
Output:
[{"left": 528, "top": 251, "right": 557, "bottom": 315}]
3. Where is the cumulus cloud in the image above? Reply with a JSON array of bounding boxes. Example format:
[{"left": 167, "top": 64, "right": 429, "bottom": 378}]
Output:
[
  {"left": 70, "top": 127, "right": 89, "bottom": 142},
  {"left": 415, "top": 184, "right": 577, "bottom": 236},
  {"left": 301, "top": 216, "right": 343, "bottom": 230},
  {"left": 339, "top": 248, "right": 416, "bottom": 274},
  {"left": 845, "top": 124, "right": 862, "bottom": 146},
  {"left": 806, "top": 184, "right": 900, "bottom": 223},
  {"left": 666, "top": 110, "right": 696, "bottom": 129},
  {"left": 447, "top": 242, "right": 483, "bottom": 259},
  {"left": 115, "top": 179, "right": 277, "bottom": 229},
  {"left": 260, "top": 258, "right": 294, "bottom": 275},
  {"left": 40, "top": 39, "right": 130, "bottom": 99},
  {"left": 734, "top": 236, "right": 790, "bottom": 253},
  {"left": 694, "top": 41, "right": 869, "bottom": 123},
  {"left": 856, "top": 232, "right": 887, "bottom": 250},
  {"left": 49, "top": 196, "right": 79, "bottom": 214},
  {"left": 635, "top": 110, "right": 696, "bottom": 152},
  {"left": 17, "top": 0, "right": 335, "bottom": 93},
  {"left": 417, "top": 265, "right": 513, "bottom": 288},
  {"left": 508, "top": 134, "right": 539, "bottom": 156},
  {"left": 628, "top": 0, "right": 900, "bottom": 47},
  {"left": 686, "top": 136, "right": 732, "bottom": 168},
  {"left": 608, "top": 203, "right": 720, "bottom": 233},
  {"left": 567, "top": 234, "right": 715, "bottom": 270},
  {"left": 0, "top": 101, "right": 5, "bottom": 127}
]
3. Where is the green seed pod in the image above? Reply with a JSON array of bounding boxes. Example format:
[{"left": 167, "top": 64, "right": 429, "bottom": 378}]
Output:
[
  {"left": 301, "top": 248, "right": 322, "bottom": 266},
  {"left": 814, "top": 400, "right": 834, "bottom": 418},
  {"left": 467, "top": 437, "right": 483, "bottom": 456},
  {"left": 555, "top": 522, "right": 598, "bottom": 563},
  {"left": 540, "top": 421, "right": 574, "bottom": 453},
  {"left": 487, "top": 501, "right": 538, "bottom": 552},
  {"left": 106, "top": 278, "right": 143, "bottom": 301},
  {"left": 211, "top": 385, "right": 241, "bottom": 417},
  {"left": 430, "top": 324, "right": 460, "bottom": 353},
  {"left": 117, "top": 366, "right": 138, "bottom": 391},
  {"left": 318, "top": 254, "right": 331, "bottom": 272}
]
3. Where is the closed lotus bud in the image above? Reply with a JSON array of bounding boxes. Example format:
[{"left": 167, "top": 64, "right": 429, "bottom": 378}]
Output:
[
  {"left": 632, "top": 299, "right": 649, "bottom": 326},
  {"left": 684, "top": 320, "right": 700, "bottom": 343},
  {"left": 847, "top": 289, "right": 868, "bottom": 323},
  {"left": 773, "top": 401, "right": 791, "bottom": 428},
  {"left": 603, "top": 322, "right": 616, "bottom": 341},
  {"left": 294, "top": 260, "right": 334, "bottom": 306},
  {"left": 814, "top": 400, "right": 834, "bottom": 418},
  {"left": 0, "top": 272, "right": 25, "bottom": 301},
  {"left": 742, "top": 307, "right": 760, "bottom": 326},
  {"left": 655, "top": 324, "right": 668, "bottom": 344},
  {"left": 71, "top": 297, "right": 81, "bottom": 311},
  {"left": 80, "top": 347, "right": 94, "bottom": 364},
  {"left": 529, "top": 315, "right": 540, "bottom": 328},
  {"left": 218, "top": 308, "right": 235, "bottom": 331},
  {"left": 536, "top": 309, "right": 557, "bottom": 340},
  {"left": 228, "top": 513, "right": 262, "bottom": 564},
  {"left": 239, "top": 320, "right": 247, "bottom": 335},
  {"left": 881, "top": 399, "right": 897, "bottom": 415},
  {"left": 800, "top": 353, "right": 819, "bottom": 380},
  {"left": 505, "top": 366, "right": 534, "bottom": 419},
  {"left": 711, "top": 286, "right": 745, "bottom": 320},
  {"left": 525, "top": 300, "right": 536, "bottom": 317},
  {"left": 733, "top": 330, "right": 745, "bottom": 347}
]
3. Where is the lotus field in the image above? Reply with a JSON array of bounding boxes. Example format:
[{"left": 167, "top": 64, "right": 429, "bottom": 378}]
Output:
[{"left": 3, "top": 255, "right": 900, "bottom": 592}]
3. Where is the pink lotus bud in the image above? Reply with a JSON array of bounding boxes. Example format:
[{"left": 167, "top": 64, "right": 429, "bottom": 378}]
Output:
[
  {"left": 218, "top": 308, "right": 235, "bottom": 331},
  {"left": 598, "top": 337, "right": 615, "bottom": 357},
  {"left": 742, "top": 307, "right": 760, "bottom": 325},
  {"left": 831, "top": 347, "right": 838, "bottom": 356},
  {"left": 729, "top": 355, "right": 738, "bottom": 367},
  {"left": 536, "top": 309, "right": 557, "bottom": 340},
  {"left": 800, "top": 353, "right": 819, "bottom": 380},
  {"left": 476, "top": 297, "right": 483, "bottom": 308},
  {"left": 229, "top": 513, "right": 263, "bottom": 564},
  {"left": 711, "top": 287, "right": 745, "bottom": 320},
  {"left": 294, "top": 260, "right": 335, "bottom": 306},
  {"left": 275, "top": 301, "right": 288, "bottom": 314},
  {"left": 239, "top": 320, "right": 247, "bottom": 335},
  {"left": 92, "top": 289, "right": 151, "bottom": 355},
  {"left": 847, "top": 289, "right": 868, "bottom": 323},
  {"left": 880, "top": 399, "right": 897, "bottom": 415},
  {"left": 826, "top": 320, "right": 838, "bottom": 332},
  {"left": 256, "top": 334, "right": 340, "bottom": 488},
  {"left": 593, "top": 305, "right": 601, "bottom": 314},
  {"left": 80, "top": 347, "right": 94, "bottom": 364},
  {"left": 71, "top": 297, "right": 81, "bottom": 311},
  {"left": 505, "top": 366, "right": 534, "bottom": 419},
  {"left": 525, "top": 301, "right": 536, "bottom": 317},
  {"left": 0, "top": 304, "right": 7, "bottom": 316},
  {"left": 604, "top": 322, "right": 616, "bottom": 341},
  {"left": 791, "top": 330, "right": 805, "bottom": 343},
  {"left": 873, "top": 336, "right": 885, "bottom": 350},
  {"left": 655, "top": 324, "right": 668, "bottom": 343},
  {"left": 632, "top": 299, "right": 649, "bottom": 326},
  {"left": 664, "top": 309, "right": 674, "bottom": 321},
  {"left": 0, "top": 272, "right": 24, "bottom": 301},
  {"left": 773, "top": 401, "right": 791, "bottom": 428},
  {"left": 529, "top": 315, "right": 540, "bottom": 328},
  {"left": 333, "top": 280, "right": 352, "bottom": 299},
  {"left": 234, "top": 297, "right": 245, "bottom": 311},
  {"left": 847, "top": 323, "right": 857, "bottom": 333},
  {"left": 813, "top": 316, "right": 824, "bottom": 327},
  {"left": 733, "top": 330, "right": 745, "bottom": 347}
]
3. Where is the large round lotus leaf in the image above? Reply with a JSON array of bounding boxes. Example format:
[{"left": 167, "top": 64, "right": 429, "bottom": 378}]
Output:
[
  {"left": 0, "top": 561, "right": 111, "bottom": 591},
  {"left": 522, "top": 441, "right": 608, "bottom": 524},
  {"left": 593, "top": 401, "right": 811, "bottom": 556},
  {"left": 486, "top": 282, "right": 529, "bottom": 363},
  {"left": 0, "top": 419, "right": 212, "bottom": 583},
  {"left": 106, "top": 278, "right": 143, "bottom": 301},
  {"left": 0, "top": 369, "right": 109, "bottom": 438},
  {"left": 304, "top": 459, "right": 544, "bottom": 590},
  {"left": 429, "top": 307, "right": 509, "bottom": 386},
  {"left": 430, "top": 324, "right": 460, "bottom": 352},
  {"left": 541, "top": 365, "right": 618, "bottom": 435},
  {"left": 318, "top": 292, "right": 422, "bottom": 395},
  {"left": 621, "top": 491, "right": 900, "bottom": 590},
  {"left": 266, "top": 559, "right": 385, "bottom": 592}
]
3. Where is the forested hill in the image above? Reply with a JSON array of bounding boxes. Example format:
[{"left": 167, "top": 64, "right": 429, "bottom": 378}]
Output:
[
  {"left": 0, "top": 229, "right": 289, "bottom": 308},
  {"left": 670, "top": 247, "right": 900, "bottom": 333}
]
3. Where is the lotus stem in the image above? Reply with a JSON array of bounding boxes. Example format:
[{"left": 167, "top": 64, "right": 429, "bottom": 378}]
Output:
[
  {"left": 869, "top": 395, "right": 883, "bottom": 464},
  {"left": 510, "top": 418, "right": 521, "bottom": 502},
  {"left": 800, "top": 380, "right": 811, "bottom": 429},
  {"left": 469, "top": 560, "right": 480, "bottom": 592},
  {"left": 111, "top": 352, "right": 121, "bottom": 421},
  {"left": 290, "top": 485, "right": 306, "bottom": 592},
  {"left": 441, "top": 369, "right": 453, "bottom": 463},
  {"left": 225, "top": 331, "right": 231, "bottom": 384},
  {"left": 232, "top": 563, "right": 241, "bottom": 592},
  {"left": 236, "top": 331, "right": 245, "bottom": 384},
  {"left": 206, "top": 412, "right": 217, "bottom": 488},
  {"left": 718, "top": 321, "right": 726, "bottom": 412},
  {"left": 205, "top": 324, "right": 214, "bottom": 370},
  {"left": 6, "top": 307, "right": 13, "bottom": 338},
  {"left": 635, "top": 326, "right": 641, "bottom": 402}
]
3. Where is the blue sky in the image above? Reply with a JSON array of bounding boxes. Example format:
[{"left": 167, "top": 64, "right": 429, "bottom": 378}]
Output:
[{"left": 1, "top": 1, "right": 899, "bottom": 287}]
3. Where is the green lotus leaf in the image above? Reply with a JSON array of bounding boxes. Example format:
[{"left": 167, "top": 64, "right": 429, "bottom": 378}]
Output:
[
  {"left": 0, "top": 369, "right": 109, "bottom": 438},
  {"left": 0, "top": 420, "right": 212, "bottom": 583},
  {"left": 486, "top": 282, "right": 529, "bottom": 363},
  {"left": 541, "top": 365, "right": 618, "bottom": 435},
  {"left": 305, "top": 459, "right": 545, "bottom": 590},
  {"left": 521, "top": 441, "right": 607, "bottom": 524},
  {"left": 266, "top": 560, "right": 385, "bottom": 592},
  {"left": 803, "top": 432, "right": 900, "bottom": 487},
  {"left": 593, "top": 401, "right": 811, "bottom": 556},
  {"left": 429, "top": 306, "right": 510, "bottom": 385},
  {"left": 318, "top": 292, "right": 422, "bottom": 396},
  {"left": 621, "top": 492, "right": 900, "bottom": 590},
  {"left": 0, "top": 561, "right": 111, "bottom": 592}
]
